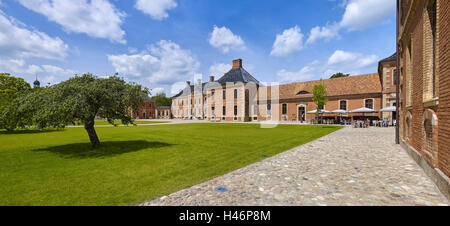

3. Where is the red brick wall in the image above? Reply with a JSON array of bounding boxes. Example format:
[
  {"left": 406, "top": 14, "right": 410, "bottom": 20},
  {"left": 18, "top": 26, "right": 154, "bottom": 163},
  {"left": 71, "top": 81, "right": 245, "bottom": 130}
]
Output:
[
  {"left": 399, "top": 0, "right": 449, "bottom": 178},
  {"left": 437, "top": 0, "right": 450, "bottom": 176},
  {"left": 275, "top": 95, "right": 382, "bottom": 122},
  {"left": 132, "top": 100, "right": 156, "bottom": 119}
]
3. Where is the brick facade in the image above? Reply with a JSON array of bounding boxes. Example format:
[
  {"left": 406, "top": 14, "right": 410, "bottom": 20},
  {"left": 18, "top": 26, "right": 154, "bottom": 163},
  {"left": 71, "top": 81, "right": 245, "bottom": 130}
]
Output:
[
  {"left": 398, "top": 0, "right": 449, "bottom": 190},
  {"left": 172, "top": 60, "right": 383, "bottom": 123},
  {"left": 156, "top": 106, "right": 172, "bottom": 119},
  {"left": 132, "top": 99, "right": 156, "bottom": 119}
]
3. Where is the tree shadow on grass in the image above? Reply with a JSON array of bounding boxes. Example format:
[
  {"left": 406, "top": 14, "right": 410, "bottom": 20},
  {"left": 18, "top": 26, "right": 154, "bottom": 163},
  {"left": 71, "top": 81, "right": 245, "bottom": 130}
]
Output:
[{"left": 32, "top": 140, "right": 173, "bottom": 159}]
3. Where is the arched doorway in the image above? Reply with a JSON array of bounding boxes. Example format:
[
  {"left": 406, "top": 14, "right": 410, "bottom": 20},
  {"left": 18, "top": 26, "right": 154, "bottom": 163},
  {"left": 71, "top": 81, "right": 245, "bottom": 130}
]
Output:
[{"left": 297, "top": 104, "right": 306, "bottom": 122}]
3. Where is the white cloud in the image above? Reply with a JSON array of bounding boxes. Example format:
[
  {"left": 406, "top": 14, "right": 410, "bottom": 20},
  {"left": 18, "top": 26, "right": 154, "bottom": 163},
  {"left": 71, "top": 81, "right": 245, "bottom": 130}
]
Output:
[
  {"left": 152, "top": 87, "right": 165, "bottom": 95},
  {"left": 209, "top": 26, "right": 246, "bottom": 53},
  {"left": 0, "top": 11, "right": 68, "bottom": 60},
  {"left": 17, "top": 0, "right": 126, "bottom": 44},
  {"left": 340, "top": 0, "right": 396, "bottom": 31},
  {"left": 209, "top": 63, "right": 231, "bottom": 77},
  {"left": 306, "top": 23, "right": 340, "bottom": 44},
  {"left": 108, "top": 40, "right": 200, "bottom": 86},
  {"left": 135, "top": 0, "right": 177, "bottom": 20},
  {"left": 170, "top": 81, "right": 186, "bottom": 95},
  {"left": 0, "top": 58, "right": 77, "bottom": 85},
  {"left": 328, "top": 50, "right": 378, "bottom": 68},
  {"left": 307, "top": 0, "right": 395, "bottom": 44},
  {"left": 276, "top": 62, "right": 317, "bottom": 83},
  {"left": 0, "top": 59, "right": 41, "bottom": 75},
  {"left": 271, "top": 26, "right": 304, "bottom": 57}
]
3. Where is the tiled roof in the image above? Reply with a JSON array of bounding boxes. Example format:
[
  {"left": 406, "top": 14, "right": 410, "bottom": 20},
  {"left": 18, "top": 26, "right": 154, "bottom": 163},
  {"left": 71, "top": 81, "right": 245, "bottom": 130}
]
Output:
[{"left": 263, "top": 73, "right": 381, "bottom": 100}]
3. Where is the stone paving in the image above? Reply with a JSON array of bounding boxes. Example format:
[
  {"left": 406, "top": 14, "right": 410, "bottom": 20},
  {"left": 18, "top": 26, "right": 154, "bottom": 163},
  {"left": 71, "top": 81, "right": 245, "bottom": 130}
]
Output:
[{"left": 140, "top": 127, "right": 449, "bottom": 206}]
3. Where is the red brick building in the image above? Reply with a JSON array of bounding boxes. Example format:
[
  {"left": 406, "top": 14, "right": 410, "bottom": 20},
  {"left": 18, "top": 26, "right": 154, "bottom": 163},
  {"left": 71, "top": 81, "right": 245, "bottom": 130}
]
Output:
[
  {"left": 265, "top": 74, "right": 382, "bottom": 122},
  {"left": 398, "top": 0, "right": 449, "bottom": 199},
  {"left": 378, "top": 53, "right": 398, "bottom": 121},
  {"left": 172, "top": 59, "right": 383, "bottom": 123},
  {"left": 156, "top": 106, "right": 172, "bottom": 119},
  {"left": 132, "top": 98, "right": 156, "bottom": 119}
]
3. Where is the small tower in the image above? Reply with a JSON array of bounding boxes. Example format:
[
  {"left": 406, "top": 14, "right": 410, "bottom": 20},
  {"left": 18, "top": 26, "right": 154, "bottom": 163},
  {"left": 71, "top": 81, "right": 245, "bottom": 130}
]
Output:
[{"left": 33, "top": 75, "right": 40, "bottom": 88}]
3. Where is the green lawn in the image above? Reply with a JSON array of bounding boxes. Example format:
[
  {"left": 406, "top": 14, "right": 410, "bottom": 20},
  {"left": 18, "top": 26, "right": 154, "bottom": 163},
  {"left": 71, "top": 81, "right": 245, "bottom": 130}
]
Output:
[
  {"left": 93, "top": 119, "right": 169, "bottom": 126},
  {"left": 0, "top": 123, "right": 341, "bottom": 206}
]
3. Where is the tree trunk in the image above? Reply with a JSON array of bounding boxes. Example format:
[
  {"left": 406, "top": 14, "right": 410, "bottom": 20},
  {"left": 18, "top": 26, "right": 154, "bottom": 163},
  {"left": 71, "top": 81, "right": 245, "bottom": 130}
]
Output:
[{"left": 85, "top": 119, "right": 100, "bottom": 148}]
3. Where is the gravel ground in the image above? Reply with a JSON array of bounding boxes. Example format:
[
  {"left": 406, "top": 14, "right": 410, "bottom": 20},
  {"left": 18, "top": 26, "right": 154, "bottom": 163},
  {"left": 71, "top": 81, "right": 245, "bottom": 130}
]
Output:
[{"left": 140, "top": 127, "right": 449, "bottom": 206}]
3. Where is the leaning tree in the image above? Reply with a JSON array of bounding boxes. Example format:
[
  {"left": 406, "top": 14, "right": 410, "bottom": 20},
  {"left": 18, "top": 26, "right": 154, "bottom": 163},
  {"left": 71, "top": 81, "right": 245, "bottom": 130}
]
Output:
[{"left": 5, "top": 73, "right": 149, "bottom": 147}]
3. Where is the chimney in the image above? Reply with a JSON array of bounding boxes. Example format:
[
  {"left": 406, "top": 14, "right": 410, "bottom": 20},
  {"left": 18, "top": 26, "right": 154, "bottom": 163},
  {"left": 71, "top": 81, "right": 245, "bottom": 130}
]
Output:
[
  {"left": 232, "top": 59, "right": 242, "bottom": 68},
  {"left": 186, "top": 81, "right": 191, "bottom": 87},
  {"left": 209, "top": 76, "right": 214, "bottom": 82}
]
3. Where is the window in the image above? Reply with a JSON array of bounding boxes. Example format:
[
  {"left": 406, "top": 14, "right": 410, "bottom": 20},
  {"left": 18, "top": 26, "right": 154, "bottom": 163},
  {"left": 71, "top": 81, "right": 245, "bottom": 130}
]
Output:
[
  {"left": 234, "top": 106, "right": 238, "bottom": 116},
  {"left": 339, "top": 100, "right": 347, "bottom": 111},
  {"left": 253, "top": 105, "right": 258, "bottom": 115},
  {"left": 211, "top": 91, "right": 215, "bottom": 101},
  {"left": 267, "top": 104, "right": 272, "bottom": 115},
  {"left": 393, "top": 69, "right": 397, "bottom": 85},
  {"left": 212, "top": 107, "right": 215, "bottom": 115},
  {"left": 406, "top": 40, "right": 412, "bottom": 106},
  {"left": 423, "top": 1, "right": 437, "bottom": 100},
  {"left": 365, "top": 99, "right": 374, "bottom": 109},
  {"left": 222, "top": 106, "right": 226, "bottom": 116},
  {"left": 282, "top": 104, "right": 287, "bottom": 115},
  {"left": 296, "top": 90, "right": 310, "bottom": 95},
  {"left": 234, "top": 89, "right": 238, "bottom": 99},
  {"left": 223, "top": 90, "right": 226, "bottom": 100}
]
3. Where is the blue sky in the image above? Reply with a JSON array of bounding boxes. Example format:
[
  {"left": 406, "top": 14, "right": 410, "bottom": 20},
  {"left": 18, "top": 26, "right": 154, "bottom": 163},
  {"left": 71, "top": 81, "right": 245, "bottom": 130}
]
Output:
[{"left": 0, "top": 0, "right": 396, "bottom": 95}]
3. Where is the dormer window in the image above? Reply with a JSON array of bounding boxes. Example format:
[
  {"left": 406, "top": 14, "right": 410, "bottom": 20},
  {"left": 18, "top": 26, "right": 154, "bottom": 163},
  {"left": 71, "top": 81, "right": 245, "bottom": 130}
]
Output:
[{"left": 296, "top": 90, "right": 310, "bottom": 95}]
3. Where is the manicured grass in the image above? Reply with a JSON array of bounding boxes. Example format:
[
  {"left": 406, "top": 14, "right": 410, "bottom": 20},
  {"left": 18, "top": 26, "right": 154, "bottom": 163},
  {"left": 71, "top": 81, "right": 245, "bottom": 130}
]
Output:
[
  {"left": 93, "top": 119, "right": 169, "bottom": 126},
  {"left": 0, "top": 123, "right": 341, "bottom": 206}
]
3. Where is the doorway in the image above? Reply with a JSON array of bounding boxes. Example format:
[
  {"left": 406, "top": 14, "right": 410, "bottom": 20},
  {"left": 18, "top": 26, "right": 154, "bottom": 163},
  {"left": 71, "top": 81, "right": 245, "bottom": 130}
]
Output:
[{"left": 298, "top": 106, "right": 306, "bottom": 122}]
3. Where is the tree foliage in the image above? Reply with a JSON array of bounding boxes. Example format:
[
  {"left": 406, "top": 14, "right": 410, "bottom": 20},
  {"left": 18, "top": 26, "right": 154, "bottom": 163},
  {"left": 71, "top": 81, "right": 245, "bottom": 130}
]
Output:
[
  {"left": 0, "top": 73, "right": 31, "bottom": 109},
  {"left": 3, "top": 73, "right": 149, "bottom": 147},
  {"left": 152, "top": 93, "right": 172, "bottom": 106},
  {"left": 0, "top": 73, "right": 32, "bottom": 129},
  {"left": 330, "top": 72, "right": 350, "bottom": 79},
  {"left": 312, "top": 81, "right": 328, "bottom": 123}
]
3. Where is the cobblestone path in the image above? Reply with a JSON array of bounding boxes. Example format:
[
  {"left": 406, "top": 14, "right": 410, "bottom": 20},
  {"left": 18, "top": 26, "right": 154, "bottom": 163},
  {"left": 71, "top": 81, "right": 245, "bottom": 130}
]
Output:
[{"left": 141, "top": 127, "right": 449, "bottom": 206}]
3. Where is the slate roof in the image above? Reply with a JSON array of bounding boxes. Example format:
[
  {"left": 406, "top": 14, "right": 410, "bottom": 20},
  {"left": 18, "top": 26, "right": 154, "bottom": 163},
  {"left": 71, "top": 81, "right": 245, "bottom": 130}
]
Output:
[
  {"left": 379, "top": 53, "right": 396, "bottom": 63},
  {"left": 172, "top": 82, "right": 209, "bottom": 98},
  {"left": 172, "top": 66, "right": 260, "bottom": 98},
  {"left": 217, "top": 67, "right": 260, "bottom": 85}
]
